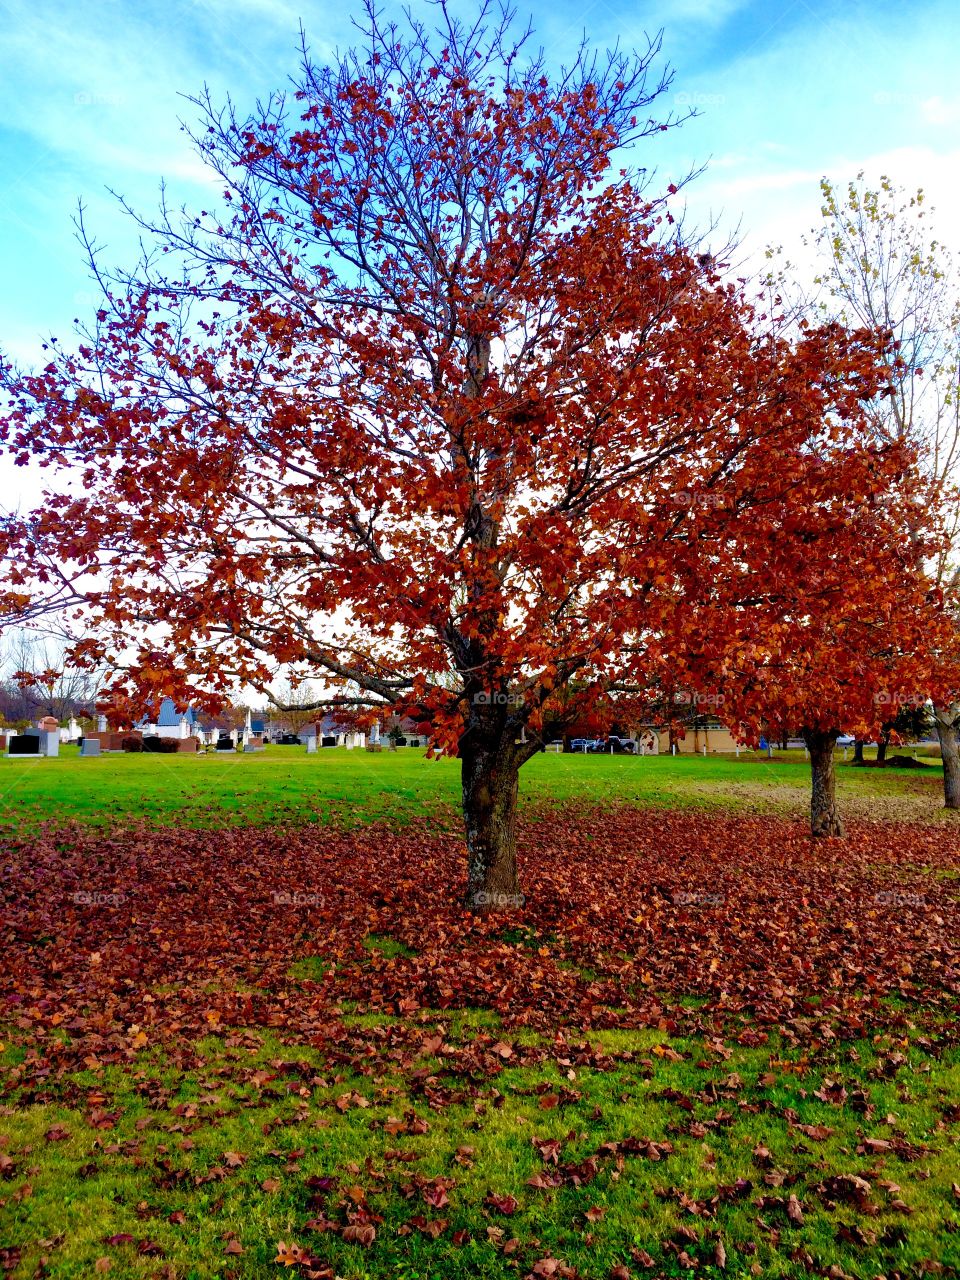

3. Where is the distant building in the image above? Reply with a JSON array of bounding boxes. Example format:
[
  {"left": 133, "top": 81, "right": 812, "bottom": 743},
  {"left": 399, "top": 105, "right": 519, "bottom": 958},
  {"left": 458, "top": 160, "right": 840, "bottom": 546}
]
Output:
[{"left": 138, "top": 699, "right": 199, "bottom": 740}]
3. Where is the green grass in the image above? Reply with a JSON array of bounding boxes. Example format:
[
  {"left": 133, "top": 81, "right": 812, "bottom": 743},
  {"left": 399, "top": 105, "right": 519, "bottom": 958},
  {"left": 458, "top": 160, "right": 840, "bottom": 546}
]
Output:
[
  {"left": 2, "top": 745, "right": 957, "bottom": 1276},
  {"left": 3, "top": 1017, "right": 959, "bottom": 1278},
  {"left": 0, "top": 743, "right": 948, "bottom": 836}
]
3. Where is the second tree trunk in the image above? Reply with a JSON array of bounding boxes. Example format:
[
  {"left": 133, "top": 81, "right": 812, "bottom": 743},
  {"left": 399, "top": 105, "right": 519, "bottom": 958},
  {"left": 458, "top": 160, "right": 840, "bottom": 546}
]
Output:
[{"left": 935, "top": 704, "right": 960, "bottom": 810}]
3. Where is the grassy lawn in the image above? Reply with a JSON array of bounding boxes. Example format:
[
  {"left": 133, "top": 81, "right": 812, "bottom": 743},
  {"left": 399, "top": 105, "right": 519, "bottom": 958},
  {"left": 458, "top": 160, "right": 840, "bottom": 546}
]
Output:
[
  {"left": 0, "top": 743, "right": 951, "bottom": 836},
  {"left": 2, "top": 754, "right": 958, "bottom": 1278},
  {"left": 6, "top": 1019, "right": 959, "bottom": 1279}
]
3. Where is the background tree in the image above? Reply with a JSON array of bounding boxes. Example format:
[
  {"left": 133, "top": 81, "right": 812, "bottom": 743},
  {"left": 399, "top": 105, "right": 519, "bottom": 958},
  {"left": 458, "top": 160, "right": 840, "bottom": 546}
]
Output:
[
  {"left": 649, "top": 439, "right": 946, "bottom": 835},
  {"left": 0, "top": 629, "right": 102, "bottom": 725},
  {"left": 809, "top": 173, "right": 960, "bottom": 805},
  {"left": 0, "top": 3, "right": 933, "bottom": 905}
]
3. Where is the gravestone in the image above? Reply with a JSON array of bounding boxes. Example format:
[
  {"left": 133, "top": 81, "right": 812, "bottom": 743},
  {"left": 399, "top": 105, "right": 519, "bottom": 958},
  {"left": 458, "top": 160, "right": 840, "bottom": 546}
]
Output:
[
  {"left": 80, "top": 738, "right": 101, "bottom": 757},
  {"left": 9, "top": 735, "right": 40, "bottom": 755},
  {"left": 216, "top": 736, "right": 234, "bottom": 752},
  {"left": 306, "top": 736, "right": 318, "bottom": 753},
  {"left": 40, "top": 731, "right": 60, "bottom": 757},
  {"left": 320, "top": 735, "right": 336, "bottom": 748}
]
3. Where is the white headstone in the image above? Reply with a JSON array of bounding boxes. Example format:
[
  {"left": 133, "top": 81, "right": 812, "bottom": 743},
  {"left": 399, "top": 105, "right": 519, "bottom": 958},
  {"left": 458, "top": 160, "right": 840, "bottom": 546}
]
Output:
[
  {"left": 41, "top": 731, "right": 59, "bottom": 757},
  {"left": 306, "top": 735, "right": 317, "bottom": 753},
  {"left": 97, "top": 714, "right": 108, "bottom": 732},
  {"left": 370, "top": 721, "right": 380, "bottom": 745}
]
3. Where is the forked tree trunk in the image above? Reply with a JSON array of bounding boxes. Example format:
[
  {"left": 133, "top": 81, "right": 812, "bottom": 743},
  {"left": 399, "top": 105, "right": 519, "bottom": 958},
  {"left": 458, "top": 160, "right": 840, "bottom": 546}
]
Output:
[
  {"left": 803, "top": 729, "right": 844, "bottom": 837},
  {"left": 462, "top": 742, "right": 523, "bottom": 912},
  {"left": 934, "top": 704, "right": 960, "bottom": 810}
]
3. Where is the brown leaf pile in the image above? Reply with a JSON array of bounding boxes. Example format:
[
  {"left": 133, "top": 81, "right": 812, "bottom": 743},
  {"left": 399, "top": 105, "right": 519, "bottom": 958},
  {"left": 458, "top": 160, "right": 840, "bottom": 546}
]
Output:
[{"left": 3, "top": 809, "right": 959, "bottom": 1096}]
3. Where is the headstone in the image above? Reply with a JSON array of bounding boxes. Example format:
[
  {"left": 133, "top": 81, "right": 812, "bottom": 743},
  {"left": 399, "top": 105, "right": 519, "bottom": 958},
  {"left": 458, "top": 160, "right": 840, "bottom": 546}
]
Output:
[
  {"left": 216, "top": 735, "right": 234, "bottom": 751},
  {"left": 97, "top": 714, "right": 108, "bottom": 732},
  {"left": 306, "top": 735, "right": 318, "bottom": 753},
  {"left": 40, "top": 731, "right": 59, "bottom": 757},
  {"left": 80, "top": 738, "right": 101, "bottom": 757},
  {"left": 369, "top": 721, "right": 380, "bottom": 745},
  {"left": 9, "top": 735, "right": 40, "bottom": 755}
]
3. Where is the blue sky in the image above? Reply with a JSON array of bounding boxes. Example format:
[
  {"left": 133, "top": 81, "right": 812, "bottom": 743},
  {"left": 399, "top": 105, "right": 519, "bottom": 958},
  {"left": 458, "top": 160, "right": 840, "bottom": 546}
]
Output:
[{"left": 1, "top": 0, "right": 958, "bottom": 392}]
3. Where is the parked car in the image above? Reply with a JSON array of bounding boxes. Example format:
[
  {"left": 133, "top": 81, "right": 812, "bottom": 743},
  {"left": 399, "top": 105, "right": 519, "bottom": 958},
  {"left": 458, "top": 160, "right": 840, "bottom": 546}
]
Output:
[{"left": 591, "top": 736, "right": 636, "bottom": 753}]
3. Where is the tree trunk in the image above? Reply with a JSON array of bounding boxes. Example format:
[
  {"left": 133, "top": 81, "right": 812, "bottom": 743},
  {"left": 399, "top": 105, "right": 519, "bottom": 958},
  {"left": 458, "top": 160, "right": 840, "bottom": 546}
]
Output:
[
  {"left": 876, "top": 734, "right": 888, "bottom": 765},
  {"left": 934, "top": 703, "right": 960, "bottom": 810},
  {"left": 803, "top": 729, "right": 844, "bottom": 837},
  {"left": 462, "top": 742, "right": 524, "bottom": 912},
  {"left": 853, "top": 739, "right": 864, "bottom": 765}
]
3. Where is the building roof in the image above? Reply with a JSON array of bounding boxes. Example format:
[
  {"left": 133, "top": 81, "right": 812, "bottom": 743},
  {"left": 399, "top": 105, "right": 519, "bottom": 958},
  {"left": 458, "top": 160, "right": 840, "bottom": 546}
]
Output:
[{"left": 156, "top": 700, "right": 197, "bottom": 728}]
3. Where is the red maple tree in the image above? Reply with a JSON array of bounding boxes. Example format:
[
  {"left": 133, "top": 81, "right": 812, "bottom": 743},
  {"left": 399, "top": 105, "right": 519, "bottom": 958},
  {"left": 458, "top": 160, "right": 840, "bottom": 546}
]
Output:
[
  {"left": 650, "top": 448, "right": 950, "bottom": 834},
  {"left": 0, "top": 4, "right": 944, "bottom": 904}
]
